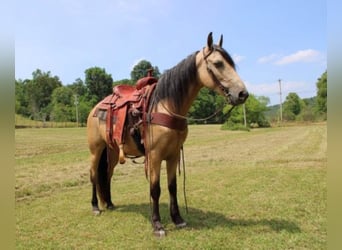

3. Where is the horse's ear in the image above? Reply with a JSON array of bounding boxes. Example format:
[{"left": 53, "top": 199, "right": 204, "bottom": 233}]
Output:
[
  {"left": 207, "top": 32, "right": 213, "bottom": 50},
  {"left": 218, "top": 34, "right": 223, "bottom": 47}
]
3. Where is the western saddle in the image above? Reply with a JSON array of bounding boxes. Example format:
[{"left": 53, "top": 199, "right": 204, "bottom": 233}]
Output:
[{"left": 93, "top": 70, "right": 187, "bottom": 165}]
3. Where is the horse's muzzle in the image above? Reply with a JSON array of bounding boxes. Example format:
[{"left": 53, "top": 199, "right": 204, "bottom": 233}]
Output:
[
  {"left": 238, "top": 90, "right": 249, "bottom": 103},
  {"left": 225, "top": 89, "right": 249, "bottom": 106}
]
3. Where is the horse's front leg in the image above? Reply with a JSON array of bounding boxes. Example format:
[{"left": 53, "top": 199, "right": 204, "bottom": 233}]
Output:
[
  {"left": 149, "top": 157, "right": 165, "bottom": 236},
  {"left": 167, "top": 156, "right": 187, "bottom": 228}
]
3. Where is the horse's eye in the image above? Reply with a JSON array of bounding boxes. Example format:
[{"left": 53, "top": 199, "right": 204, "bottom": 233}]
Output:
[{"left": 213, "top": 61, "right": 224, "bottom": 68}]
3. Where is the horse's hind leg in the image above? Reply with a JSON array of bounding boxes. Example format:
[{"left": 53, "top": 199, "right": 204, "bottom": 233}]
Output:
[
  {"left": 167, "top": 156, "right": 186, "bottom": 228},
  {"left": 97, "top": 147, "right": 118, "bottom": 210},
  {"left": 90, "top": 146, "right": 118, "bottom": 214},
  {"left": 90, "top": 149, "right": 102, "bottom": 214}
]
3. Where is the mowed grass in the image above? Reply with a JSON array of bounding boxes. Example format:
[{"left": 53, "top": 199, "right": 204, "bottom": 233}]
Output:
[{"left": 15, "top": 123, "right": 327, "bottom": 249}]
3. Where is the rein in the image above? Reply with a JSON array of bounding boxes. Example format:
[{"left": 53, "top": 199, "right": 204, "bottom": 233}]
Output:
[{"left": 158, "top": 100, "right": 235, "bottom": 122}]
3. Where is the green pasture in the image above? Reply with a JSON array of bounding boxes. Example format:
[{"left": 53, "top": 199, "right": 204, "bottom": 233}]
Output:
[{"left": 15, "top": 124, "right": 327, "bottom": 249}]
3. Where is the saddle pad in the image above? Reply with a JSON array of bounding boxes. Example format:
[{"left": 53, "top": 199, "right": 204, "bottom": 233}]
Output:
[{"left": 95, "top": 109, "right": 117, "bottom": 123}]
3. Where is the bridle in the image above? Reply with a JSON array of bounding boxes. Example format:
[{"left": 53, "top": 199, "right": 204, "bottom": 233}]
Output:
[{"left": 202, "top": 47, "right": 232, "bottom": 102}]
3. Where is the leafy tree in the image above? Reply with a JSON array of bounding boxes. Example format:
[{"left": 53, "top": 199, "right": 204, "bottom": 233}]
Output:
[
  {"left": 68, "top": 78, "right": 87, "bottom": 97},
  {"left": 77, "top": 96, "right": 93, "bottom": 125},
  {"left": 189, "top": 88, "right": 225, "bottom": 123},
  {"left": 245, "top": 95, "right": 270, "bottom": 127},
  {"left": 316, "top": 71, "right": 327, "bottom": 116},
  {"left": 15, "top": 79, "right": 30, "bottom": 116},
  {"left": 25, "top": 69, "right": 62, "bottom": 120},
  {"left": 84, "top": 67, "right": 113, "bottom": 103},
  {"left": 222, "top": 105, "right": 246, "bottom": 130},
  {"left": 283, "top": 92, "right": 302, "bottom": 121},
  {"left": 50, "top": 86, "right": 74, "bottom": 122},
  {"left": 130, "top": 60, "right": 161, "bottom": 82},
  {"left": 222, "top": 94, "right": 270, "bottom": 130},
  {"left": 113, "top": 78, "right": 134, "bottom": 86}
]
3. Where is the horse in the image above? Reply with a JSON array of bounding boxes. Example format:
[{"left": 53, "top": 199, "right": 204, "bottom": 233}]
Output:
[{"left": 86, "top": 32, "right": 249, "bottom": 236}]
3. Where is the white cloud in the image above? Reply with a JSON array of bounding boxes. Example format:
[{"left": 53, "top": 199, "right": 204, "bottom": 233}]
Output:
[
  {"left": 275, "top": 49, "right": 323, "bottom": 65},
  {"left": 245, "top": 81, "right": 279, "bottom": 96},
  {"left": 257, "top": 49, "right": 325, "bottom": 66},
  {"left": 257, "top": 53, "right": 278, "bottom": 64},
  {"left": 246, "top": 80, "right": 311, "bottom": 96},
  {"left": 244, "top": 80, "right": 315, "bottom": 105}
]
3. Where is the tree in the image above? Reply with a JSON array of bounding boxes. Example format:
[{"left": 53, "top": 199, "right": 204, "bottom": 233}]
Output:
[
  {"left": 222, "top": 94, "right": 270, "bottom": 130},
  {"left": 245, "top": 95, "right": 270, "bottom": 127},
  {"left": 283, "top": 92, "right": 302, "bottom": 121},
  {"left": 25, "top": 69, "right": 62, "bottom": 120},
  {"left": 77, "top": 96, "right": 93, "bottom": 126},
  {"left": 188, "top": 88, "right": 225, "bottom": 123},
  {"left": 69, "top": 78, "right": 87, "bottom": 97},
  {"left": 316, "top": 71, "right": 327, "bottom": 116},
  {"left": 130, "top": 60, "right": 161, "bottom": 82},
  {"left": 15, "top": 79, "right": 30, "bottom": 116},
  {"left": 113, "top": 78, "right": 134, "bottom": 86},
  {"left": 50, "top": 86, "right": 74, "bottom": 122},
  {"left": 84, "top": 67, "right": 113, "bottom": 104}
]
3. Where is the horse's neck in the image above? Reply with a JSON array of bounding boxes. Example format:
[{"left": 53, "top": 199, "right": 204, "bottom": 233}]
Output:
[{"left": 168, "top": 81, "right": 202, "bottom": 116}]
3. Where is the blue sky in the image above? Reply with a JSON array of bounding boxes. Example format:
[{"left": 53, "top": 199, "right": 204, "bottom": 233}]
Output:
[{"left": 15, "top": 0, "right": 326, "bottom": 105}]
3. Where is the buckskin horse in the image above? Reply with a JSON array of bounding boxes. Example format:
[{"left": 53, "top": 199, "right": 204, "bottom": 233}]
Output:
[{"left": 86, "top": 32, "right": 249, "bottom": 236}]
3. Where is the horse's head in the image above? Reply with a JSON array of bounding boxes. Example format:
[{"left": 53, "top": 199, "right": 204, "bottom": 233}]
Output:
[{"left": 197, "top": 32, "right": 249, "bottom": 105}]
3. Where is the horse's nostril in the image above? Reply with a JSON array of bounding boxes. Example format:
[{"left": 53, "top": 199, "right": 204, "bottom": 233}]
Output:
[{"left": 239, "top": 90, "right": 249, "bottom": 101}]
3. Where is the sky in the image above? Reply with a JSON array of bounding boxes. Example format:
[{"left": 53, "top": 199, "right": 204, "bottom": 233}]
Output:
[{"left": 15, "top": 0, "right": 326, "bottom": 105}]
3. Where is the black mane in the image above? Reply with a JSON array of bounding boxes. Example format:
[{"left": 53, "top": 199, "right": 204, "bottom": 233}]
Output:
[
  {"left": 150, "top": 47, "right": 235, "bottom": 112},
  {"left": 150, "top": 52, "right": 199, "bottom": 112}
]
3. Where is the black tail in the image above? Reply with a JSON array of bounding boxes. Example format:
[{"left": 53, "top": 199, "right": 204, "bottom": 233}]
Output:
[{"left": 97, "top": 148, "right": 110, "bottom": 204}]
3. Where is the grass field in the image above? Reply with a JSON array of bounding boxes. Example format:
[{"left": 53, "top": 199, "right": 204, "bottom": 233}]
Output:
[{"left": 15, "top": 123, "right": 327, "bottom": 249}]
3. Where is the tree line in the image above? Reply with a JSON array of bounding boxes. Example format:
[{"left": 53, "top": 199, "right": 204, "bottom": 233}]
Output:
[{"left": 15, "top": 60, "right": 327, "bottom": 128}]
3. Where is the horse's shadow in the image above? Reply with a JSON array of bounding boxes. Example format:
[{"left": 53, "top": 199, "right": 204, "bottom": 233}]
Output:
[{"left": 113, "top": 203, "right": 301, "bottom": 233}]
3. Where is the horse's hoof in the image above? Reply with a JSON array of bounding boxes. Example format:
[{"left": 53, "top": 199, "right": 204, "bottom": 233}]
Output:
[
  {"left": 152, "top": 221, "right": 165, "bottom": 237},
  {"left": 93, "top": 210, "right": 101, "bottom": 216},
  {"left": 107, "top": 204, "right": 115, "bottom": 210},
  {"left": 176, "top": 221, "right": 187, "bottom": 229},
  {"left": 153, "top": 229, "right": 166, "bottom": 237}
]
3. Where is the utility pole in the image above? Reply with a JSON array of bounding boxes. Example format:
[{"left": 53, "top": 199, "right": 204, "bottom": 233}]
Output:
[
  {"left": 74, "top": 94, "right": 79, "bottom": 127},
  {"left": 278, "top": 79, "right": 283, "bottom": 122},
  {"left": 242, "top": 103, "right": 247, "bottom": 127}
]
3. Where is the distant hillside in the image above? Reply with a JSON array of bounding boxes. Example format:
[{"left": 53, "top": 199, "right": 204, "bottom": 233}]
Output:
[
  {"left": 264, "top": 96, "right": 316, "bottom": 121},
  {"left": 264, "top": 104, "right": 279, "bottom": 121}
]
